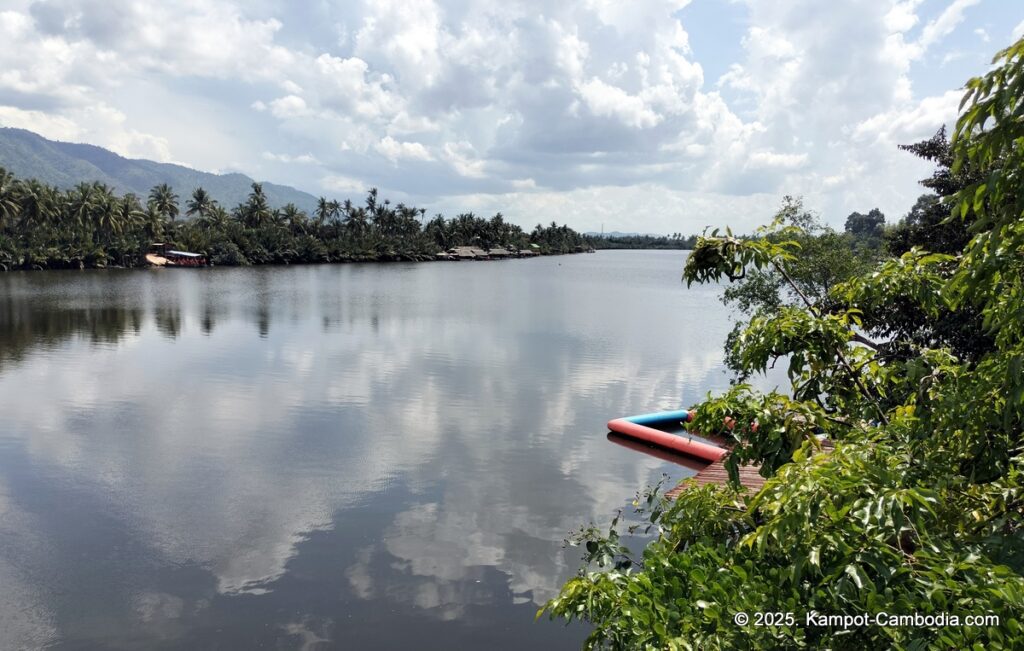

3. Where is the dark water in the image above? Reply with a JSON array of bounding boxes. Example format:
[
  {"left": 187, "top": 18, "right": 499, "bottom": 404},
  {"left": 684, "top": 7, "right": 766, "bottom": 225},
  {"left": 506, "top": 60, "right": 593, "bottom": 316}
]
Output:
[{"left": 0, "top": 251, "right": 741, "bottom": 650}]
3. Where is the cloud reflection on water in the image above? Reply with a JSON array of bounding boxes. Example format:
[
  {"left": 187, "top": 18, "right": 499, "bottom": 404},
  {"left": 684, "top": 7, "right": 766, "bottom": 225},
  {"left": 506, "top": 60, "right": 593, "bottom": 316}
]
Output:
[{"left": 0, "top": 253, "right": 765, "bottom": 648}]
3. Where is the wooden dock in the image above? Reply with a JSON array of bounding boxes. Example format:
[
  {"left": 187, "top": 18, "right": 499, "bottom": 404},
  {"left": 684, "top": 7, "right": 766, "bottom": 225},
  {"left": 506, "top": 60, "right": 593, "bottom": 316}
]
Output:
[
  {"left": 664, "top": 436, "right": 832, "bottom": 499},
  {"left": 665, "top": 457, "right": 765, "bottom": 499},
  {"left": 662, "top": 432, "right": 762, "bottom": 498}
]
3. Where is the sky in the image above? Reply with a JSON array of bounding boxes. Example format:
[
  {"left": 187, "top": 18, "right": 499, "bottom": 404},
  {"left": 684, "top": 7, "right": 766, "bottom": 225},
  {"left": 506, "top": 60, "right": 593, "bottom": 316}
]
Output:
[{"left": 0, "top": 0, "right": 1022, "bottom": 234}]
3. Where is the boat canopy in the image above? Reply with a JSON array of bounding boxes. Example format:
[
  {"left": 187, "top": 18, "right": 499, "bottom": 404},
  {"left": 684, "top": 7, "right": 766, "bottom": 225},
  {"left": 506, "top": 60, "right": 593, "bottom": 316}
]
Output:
[{"left": 167, "top": 250, "right": 203, "bottom": 257}]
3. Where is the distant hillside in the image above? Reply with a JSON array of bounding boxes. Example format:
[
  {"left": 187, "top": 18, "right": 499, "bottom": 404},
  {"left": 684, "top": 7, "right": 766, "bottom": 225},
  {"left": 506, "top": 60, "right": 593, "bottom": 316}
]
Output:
[{"left": 0, "top": 127, "right": 318, "bottom": 213}]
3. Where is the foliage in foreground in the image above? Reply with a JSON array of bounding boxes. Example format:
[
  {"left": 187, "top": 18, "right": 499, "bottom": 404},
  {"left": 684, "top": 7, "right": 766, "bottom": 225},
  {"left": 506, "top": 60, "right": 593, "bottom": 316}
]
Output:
[
  {"left": 544, "top": 38, "right": 1024, "bottom": 649},
  {"left": 0, "top": 180, "right": 590, "bottom": 270},
  {"left": 716, "top": 195, "right": 883, "bottom": 378}
]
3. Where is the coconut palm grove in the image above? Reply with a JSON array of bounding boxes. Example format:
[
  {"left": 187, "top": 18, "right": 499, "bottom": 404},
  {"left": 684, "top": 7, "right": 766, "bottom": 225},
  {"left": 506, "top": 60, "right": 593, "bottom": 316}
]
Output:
[{"left": 0, "top": 178, "right": 592, "bottom": 269}]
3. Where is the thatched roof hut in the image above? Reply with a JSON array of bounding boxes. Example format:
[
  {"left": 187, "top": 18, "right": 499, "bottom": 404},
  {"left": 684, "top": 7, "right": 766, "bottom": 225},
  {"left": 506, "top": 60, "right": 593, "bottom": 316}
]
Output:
[{"left": 448, "top": 246, "right": 489, "bottom": 260}]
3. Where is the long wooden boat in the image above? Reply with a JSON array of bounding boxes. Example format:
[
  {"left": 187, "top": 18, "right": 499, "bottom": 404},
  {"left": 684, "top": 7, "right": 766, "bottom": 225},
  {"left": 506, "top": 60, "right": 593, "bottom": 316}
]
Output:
[{"left": 145, "top": 243, "right": 207, "bottom": 267}]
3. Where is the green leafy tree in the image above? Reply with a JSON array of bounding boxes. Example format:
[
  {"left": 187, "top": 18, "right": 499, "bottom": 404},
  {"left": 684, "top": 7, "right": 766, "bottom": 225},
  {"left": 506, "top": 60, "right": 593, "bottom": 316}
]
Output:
[
  {"left": 719, "top": 196, "right": 878, "bottom": 376},
  {"left": 875, "top": 127, "right": 998, "bottom": 364},
  {"left": 544, "top": 38, "right": 1024, "bottom": 650},
  {"left": 844, "top": 207, "right": 886, "bottom": 240},
  {"left": 886, "top": 129, "right": 976, "bottom": 257}
]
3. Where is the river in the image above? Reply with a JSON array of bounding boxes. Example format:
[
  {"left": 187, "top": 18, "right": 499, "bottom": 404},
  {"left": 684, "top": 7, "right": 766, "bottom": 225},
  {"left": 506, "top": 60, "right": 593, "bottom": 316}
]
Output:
[{"left": 0, "top": 250, "right": 742, "bottom": 649}]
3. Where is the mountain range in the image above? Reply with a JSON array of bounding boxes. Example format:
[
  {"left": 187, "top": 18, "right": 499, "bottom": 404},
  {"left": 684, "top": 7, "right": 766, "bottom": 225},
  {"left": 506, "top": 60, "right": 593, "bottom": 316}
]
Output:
[{"left": 0, "top": 127, "right": 319, "bottom": 213}]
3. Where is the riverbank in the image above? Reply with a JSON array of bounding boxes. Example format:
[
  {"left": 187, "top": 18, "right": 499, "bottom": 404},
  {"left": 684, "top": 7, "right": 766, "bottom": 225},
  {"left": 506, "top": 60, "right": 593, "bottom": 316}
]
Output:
[
  {"left": 1, "top": 246, "right": 591, "bottom": 271},
  {"left": 0, "top": 175, "right": 594, "bottom": 271}
]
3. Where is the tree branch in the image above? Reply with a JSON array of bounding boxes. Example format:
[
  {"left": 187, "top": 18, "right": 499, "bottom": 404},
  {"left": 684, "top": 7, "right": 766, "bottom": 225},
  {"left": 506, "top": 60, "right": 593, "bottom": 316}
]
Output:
[
  {"left": 771, "top": 259, "right": 890, "bottom": 426},
  {"left": 851, "top": 332, "right": 881, "bottom": 350}
]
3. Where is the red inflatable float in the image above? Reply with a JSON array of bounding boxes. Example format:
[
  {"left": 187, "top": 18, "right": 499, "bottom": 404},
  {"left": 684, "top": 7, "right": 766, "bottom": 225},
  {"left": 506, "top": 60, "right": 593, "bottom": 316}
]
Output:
[{"left": 607, "top": 409, "right": 726, "bottom": 462}]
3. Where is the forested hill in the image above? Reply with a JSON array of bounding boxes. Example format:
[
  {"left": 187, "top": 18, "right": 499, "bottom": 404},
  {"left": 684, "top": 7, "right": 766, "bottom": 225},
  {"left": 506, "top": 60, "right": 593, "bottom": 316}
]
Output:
[{"left": 0, "top": 127, "right": 318, "bottom": 213}]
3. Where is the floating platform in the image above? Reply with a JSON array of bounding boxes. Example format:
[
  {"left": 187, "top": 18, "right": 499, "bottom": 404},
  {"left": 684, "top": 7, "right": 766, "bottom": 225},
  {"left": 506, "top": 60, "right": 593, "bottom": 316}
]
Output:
[
  {"left": 608, "top": 408, "right": 768, "bottom": 494},
  {"left": 607, "top": 409, "right": 726, "bottom": 462},
  {"left": 665, "top": 454, "right": 766, "bottom": 498}
]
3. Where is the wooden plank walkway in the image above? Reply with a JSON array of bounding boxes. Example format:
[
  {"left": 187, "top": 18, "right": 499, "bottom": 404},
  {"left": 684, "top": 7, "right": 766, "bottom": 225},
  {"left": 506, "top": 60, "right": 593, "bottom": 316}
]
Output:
[
  {"left": 664, "top": 435, "right": 832, "bottom": 499},
  {"left": 664, "top": 431, "right": 764, "bottom": 498},
  {"left": 665, "top": 458, "right": 765, "bottom": 499}
]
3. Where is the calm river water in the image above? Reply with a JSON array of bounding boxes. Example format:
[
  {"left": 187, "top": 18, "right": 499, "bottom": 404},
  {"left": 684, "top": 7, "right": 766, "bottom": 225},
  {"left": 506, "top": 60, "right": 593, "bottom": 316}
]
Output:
[{"left": 0, "top": 250, "right": 742, "bottom": 649}]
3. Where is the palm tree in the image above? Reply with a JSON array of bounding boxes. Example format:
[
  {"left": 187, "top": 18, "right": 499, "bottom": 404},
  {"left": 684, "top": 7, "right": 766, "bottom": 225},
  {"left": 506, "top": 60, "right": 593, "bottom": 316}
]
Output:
[
  {"left": 116, "top": 193, "right": 145, "bottom": 234},
  {"left": 148, "top": 183, "right": 179, "bottom": 222},
  {"left": 242, "top": 182, "right": 271, "bottom": 228},
  {"left": 92, "top": 185, "right": 120, "bottom": 242},
  {"left": 197, "top": 204, "right": 230, "bottom": 232},
  {"left": 281, "top": 203, "right": 307, "bottom": 234},
  {"left": 314, "top": 196, "right": 331, "bottom": 227},
  {"left": 424, "top": 214, "right": 450, "bottom": 250},
  {"left": 344, "top": 204, "right": 369, "bottom": 238},
  {"left": 0, "top": 167, "right": 20, "bottom": 230},
  {"left": 142, "top": 204, "right": 166, "bottom": 240},
  {"left": 186, "top": 187, "right": 215, "bottom": 219},
  {"left": 68, "top": 182, "right": 99, "bottom": 234},
  {"left": 16, "top": 180, "right": 53, "bottom": 230}
]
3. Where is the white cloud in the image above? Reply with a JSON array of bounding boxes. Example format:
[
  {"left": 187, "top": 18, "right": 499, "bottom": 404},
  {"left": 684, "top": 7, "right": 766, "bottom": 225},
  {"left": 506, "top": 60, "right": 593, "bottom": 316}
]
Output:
[
  {"left": 577, "top": 78, "right": 662, "bottom": 128},
  {"left": 353, "top": 0, "right": 444, "bottom": 88},
  {"left": 0, "top": 0, "right": 1010, "bottom": 233},
  {"left": 884, "top": 0, "right": 923, "bottom": 33},
  {"left": 387, "top": 111, "right": 439, "bottom": 135},
  {"left": 311, "top": 54, "right": 400, "bottom": 120},
  {"left": 261, "top": 151, "right": 319, "bottom": 164},
  {"left": 918, "top": 0, "right": 981, "bottom": 52},
  {"left": 0, "top": 105, "right": 80, "bottom": 141},
  {"left": 554, "top": 25, "right": 589, "bottom": 79},
  {"left": 375, "top": 136, "right": 433, "bottom": 162},
  {"left": 322, "top": 174, "right": 365, "bottom": 193},
  {"left": 746, "top": 150, "right": 808, "bottom": 170},
  {"left": 267, "top": 95, "right": 309, "bottom": 119},
  {"left": 852, "top": 90, "right": 961, "bottom": 145},
  {"left": 441, "top": 141, "right": 485, "bottom": 178},
  {"left": 0, "top": 103, "right": 172, "bottom": 162}
]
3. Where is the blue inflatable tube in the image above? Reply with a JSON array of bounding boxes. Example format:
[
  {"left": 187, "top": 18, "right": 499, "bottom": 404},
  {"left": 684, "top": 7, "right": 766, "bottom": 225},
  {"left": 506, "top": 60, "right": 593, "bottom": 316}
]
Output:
[{"left": 625, "top": 409, "right": 694, "bottom": 426}]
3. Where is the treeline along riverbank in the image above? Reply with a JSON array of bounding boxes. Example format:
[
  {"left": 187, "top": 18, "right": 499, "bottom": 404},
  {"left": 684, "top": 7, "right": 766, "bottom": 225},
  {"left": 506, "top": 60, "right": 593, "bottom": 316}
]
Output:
[
  {"left": 590, "top": 233, "right": 698, "bottom": 250},
  {"left": 0, "top": 169, "right": 591, "bottom": 270}
]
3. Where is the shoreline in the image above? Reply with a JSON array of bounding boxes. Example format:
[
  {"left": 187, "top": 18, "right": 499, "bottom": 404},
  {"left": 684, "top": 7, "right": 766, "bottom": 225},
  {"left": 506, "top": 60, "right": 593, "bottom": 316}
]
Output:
[{"left": 0, "top": 249, "right": 596, "bottom": 272}]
